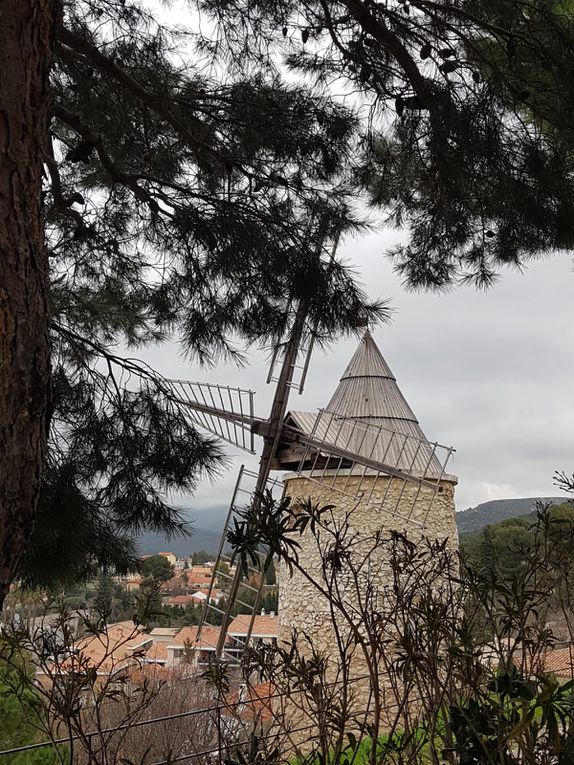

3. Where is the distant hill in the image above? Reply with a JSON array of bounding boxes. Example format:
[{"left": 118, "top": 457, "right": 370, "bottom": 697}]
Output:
[
  {"left": 136, "top": 497, "right": 572, "bottom": 555},
  {"left": 456, "top": 497, "right": 567, "bottom": 535},
  {"left": 136, "top": 506, "right": 228, "bottom": 557}
]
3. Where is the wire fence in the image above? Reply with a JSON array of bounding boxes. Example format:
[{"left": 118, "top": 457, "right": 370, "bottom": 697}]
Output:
[{"left": 0, "top": 670, "right": 420, "bottom": 762}]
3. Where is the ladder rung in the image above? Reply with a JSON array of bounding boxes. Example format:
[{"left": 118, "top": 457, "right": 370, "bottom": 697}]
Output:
[
  {"left": 203, "top": 603, "right": 226, "bottom": 617},
  {"left": 234, "top": 597, "right": 258, "bottom": 610}
]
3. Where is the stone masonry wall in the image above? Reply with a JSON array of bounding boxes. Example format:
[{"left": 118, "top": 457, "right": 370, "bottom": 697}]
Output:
[{"left": 276, "top": 473, "right": 458, "bottom": 747}]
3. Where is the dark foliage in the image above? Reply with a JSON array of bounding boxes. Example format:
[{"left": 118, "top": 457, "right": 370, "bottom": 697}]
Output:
[
  {"left": 140, "top": 554, "right": 174, "bottom": 583},
  {"left": 26, "top": 0, "right": 387, "bottom": 588},
  {"left": 460, "top": 500, "right": 574, "bottom": 579},
  {"left": 226, "top": 495, "right": 574, "bottom": 763},
  {"left": 198, "top": 0, "right": 574, "bottom": 288}
]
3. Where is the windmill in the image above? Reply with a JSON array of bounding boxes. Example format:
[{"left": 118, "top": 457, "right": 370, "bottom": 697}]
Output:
[{"left": 160, "top": 263, "right": 457, "bottom": 665}]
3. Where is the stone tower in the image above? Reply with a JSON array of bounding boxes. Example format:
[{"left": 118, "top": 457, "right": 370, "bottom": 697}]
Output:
[{"left": 275, "top": 330, "right": 458, "bottom": 728}]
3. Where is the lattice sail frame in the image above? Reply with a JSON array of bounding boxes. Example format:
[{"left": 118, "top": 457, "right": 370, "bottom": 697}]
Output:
[
  {"left": 285, "top": 409, "right": 455, "bottom": 531},
  {"left": 196, "top": 466, "right": 284, "bottom": 663},
  {"left": 266, "top": 335, "right": 316, "bottom": 394},
  {"left": 162, "top": 378, "right": 256, "bottom": 453}
]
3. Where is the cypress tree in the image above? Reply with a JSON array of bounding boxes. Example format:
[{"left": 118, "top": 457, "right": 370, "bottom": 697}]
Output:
[
  {"left": 479, "top": 526, "right": 498, "bottom": 578},
  {"left": 93, "top": 572, "right": 115, "bottom": 619}
]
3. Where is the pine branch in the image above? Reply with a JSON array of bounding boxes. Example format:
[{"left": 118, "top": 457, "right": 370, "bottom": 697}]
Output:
[
  {"left": 51, "top": 320, "right": 172, "bottom": 391},
  {"left": 57, "top": 26, "right": 225, "bottom": 161},
  {"left": 53, "top": 103, "right": 171, "bottom": 216},
  {"left": 413, "top": 0, "right": 517, "bottom": 42},
  {"left": 44, "top": 134, "right": 85, "bottom": 228},
  {"left": 341, "top": 0, "right": 433, "bottom": 104}
]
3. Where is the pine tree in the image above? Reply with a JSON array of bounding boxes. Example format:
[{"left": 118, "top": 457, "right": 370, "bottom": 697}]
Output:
[
  {"left": 200, "top": 0, "right": 574, "bottom": 287},
  {"left": 140, "top": 555, "right": 174, "bottom": 583},
  {"left": 0, "top": 0, "right": 385, "bottom": 605},
  {"left": 0, "top": 0, "right": 56, "bottom": 612},
  {"left": 7, "top": 0, "right": 573, "bottom": 605}
]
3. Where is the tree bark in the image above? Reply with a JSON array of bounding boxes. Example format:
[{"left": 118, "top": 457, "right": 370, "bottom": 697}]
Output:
[{"left": 0, "top": 0, "right": 57, "bottom": 607}]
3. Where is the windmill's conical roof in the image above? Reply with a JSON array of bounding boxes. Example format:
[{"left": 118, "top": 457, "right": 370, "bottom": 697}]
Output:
[
  {"left": 286, "top": 330, "right": 451, "bottom": 478},
  {"left": 325, "top": 329, "right": 420, "bottom": 428}
]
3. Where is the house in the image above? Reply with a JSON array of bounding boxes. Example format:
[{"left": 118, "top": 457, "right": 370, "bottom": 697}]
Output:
[
  {"left": 158, "top": 552, "right": 177, "bottom": 566},
  {"left": 227, "top": 612, "right": 278, "bottom": 652},
  {"left": 142, "top": 641, "right": 169, "bottom": 668},
  {"left": 73, "top": 621, "right": 152, "bottom": 664},
  {"left": 540, "top": 645, "right": 574, "bottom": 679},
  {"left": 225, "top": 681, "right": 275, "bottom": 725},
  {"left": 513, "top": 642, "right": 574, "bottom": 680},
  {"left": 189, "top": 589, "right": 224, "bottom": 605},
  {"left": 166, "top": 625, "right": 226, "bottom": 668},
  {"left": 148, "top": 627, "right": 180, "bottom": 643},
  {"left": 163, "top": 594, "right": 197, "bottom": 607},
  {"left": 160, "top": 575, "right": 188, "bottom": 594},
  {"left": 482, "top": 637, "right": 574, "bottom": 682},
  {"left": 125, "top": 577, "right": 143, "bottom": 592},
  {"left": 35, "top": 621, "right": 152, "bottom": 690},
  {"left": 160, "top": 569, "right": 217, "bottom": 595},
  {"left": 185, "top": 566, "right": 216, "bottom": 589}
]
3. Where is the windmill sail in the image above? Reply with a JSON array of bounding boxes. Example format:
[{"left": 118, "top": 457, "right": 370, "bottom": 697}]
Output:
[
  {"left": 196, "top": 466, "right": 283, "bottom": 663},
  {"left": 266, "top": 333, "right": 316, "bottom": 395},
  {"left": 282, "top": 412, "right": 453, "bottom": 528},
  {"left": 266, "top": 230, "right": 341, "bottom": 396},
  {"left": 161, "top": 378, "right": 258, "bottom": 453},
  {"left": 194, "top": 301, "right": 312, "bottom": 659}
]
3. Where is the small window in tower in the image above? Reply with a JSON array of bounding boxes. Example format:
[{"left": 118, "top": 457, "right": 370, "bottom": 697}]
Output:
[{"left": 438, "top": 486, "right": 444, "bottom": 493}]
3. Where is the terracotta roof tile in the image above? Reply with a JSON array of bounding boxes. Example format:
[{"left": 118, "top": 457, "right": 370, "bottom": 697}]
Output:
[
  {"left": 170, "top": 625, "right": 223, "bottom": 650},
  {"left": 542, "top": 645, "right": 574, "bottom": 677},
  {"left": 226, "top": 682, "right": 275, "bottom": 722},
  {"left": 227, "top": 614, "right": 278, "bottom": 638},
  {"left": 50, "top": 621, "right": 145, "bottom": 675},
  {"left": 164, "top": 594, "right": 196, "bottom": 606},
  {"left": 145, "top": 642, "right": 168, "bottom": 662},
  {"left": 510, "top": 643, "right": 574, "bottom": 678},
  {"left": 149, "top": 627, "right": 179, "bottom": 637}
]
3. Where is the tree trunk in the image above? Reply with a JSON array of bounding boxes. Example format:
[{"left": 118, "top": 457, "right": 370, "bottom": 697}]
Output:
[{"left": 0, "top": 0, "right": 57, "bottom": 608}]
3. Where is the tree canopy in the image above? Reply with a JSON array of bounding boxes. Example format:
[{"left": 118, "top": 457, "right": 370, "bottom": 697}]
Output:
[
  {"left": 1, "top": 0, "right": 385, "bottom": 601},
  {"left": 198, "top": 0, "right": 574, "bottom": 287},
  {"left": 140, "top": 555, "right": 175, "bottom": 583},
  {"left": 460, "top": 501, "right": 574, "bottom": 578}
]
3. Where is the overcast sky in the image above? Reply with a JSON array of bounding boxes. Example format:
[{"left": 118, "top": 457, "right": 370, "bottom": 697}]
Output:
[{"left": 142, "top": 227, "right": 574, "bottom": 514}]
